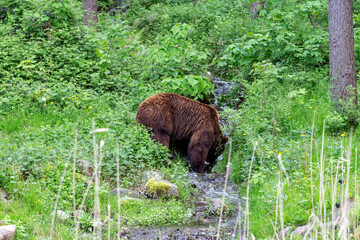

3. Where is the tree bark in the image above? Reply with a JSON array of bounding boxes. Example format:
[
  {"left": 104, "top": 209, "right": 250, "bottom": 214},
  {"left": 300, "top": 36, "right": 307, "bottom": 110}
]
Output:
[
  {"left": 83, "top": 0, "right": 98, "bottom": 27},
  {"left": 329, "top": 0, "right": 357, "bottom": 113}
]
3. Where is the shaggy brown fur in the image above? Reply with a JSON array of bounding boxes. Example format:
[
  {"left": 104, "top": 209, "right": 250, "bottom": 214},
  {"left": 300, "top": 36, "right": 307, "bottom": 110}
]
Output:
[{"left": 136, "top": 93, "right": 228, "bottom": 172}]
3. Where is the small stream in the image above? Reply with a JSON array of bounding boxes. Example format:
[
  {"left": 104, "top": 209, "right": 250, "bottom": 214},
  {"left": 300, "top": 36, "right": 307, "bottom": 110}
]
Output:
[
  {"left": 212, "top": 78, "right": 233, "bottom": 106},
  {"left": 126, "top": 173, "right": 242, "bottom": 240},
  {"left": 125, "top": 79, "right": 241, "bottom": 239}
]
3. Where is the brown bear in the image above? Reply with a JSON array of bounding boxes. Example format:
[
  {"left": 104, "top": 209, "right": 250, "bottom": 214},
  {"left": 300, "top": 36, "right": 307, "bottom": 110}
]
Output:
[{"left": 136, "top": 93, "right": 228, "bottom": 172}]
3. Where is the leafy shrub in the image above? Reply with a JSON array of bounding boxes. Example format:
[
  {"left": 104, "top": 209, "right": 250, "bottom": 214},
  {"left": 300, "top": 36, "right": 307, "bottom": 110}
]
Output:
[
  {"left": 325, "top": 111, "right": 347, "bottom": 134},
  {"left": 162, "top": 75, "right": 214, "bottom": 102},
  {"left": 143, "top": 23, "right": 208, "bottom": 79}
]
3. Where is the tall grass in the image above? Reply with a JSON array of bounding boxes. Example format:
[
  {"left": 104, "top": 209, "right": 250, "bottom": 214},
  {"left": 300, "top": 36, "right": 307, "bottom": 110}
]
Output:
[{"left": 243, "top": 117, "right": 360, "bottom": 239}]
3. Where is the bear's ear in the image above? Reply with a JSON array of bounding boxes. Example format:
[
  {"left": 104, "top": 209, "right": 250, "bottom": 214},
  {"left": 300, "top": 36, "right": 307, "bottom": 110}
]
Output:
[{"left": 222, "top": 136, "right": 229, "bottom": 144}]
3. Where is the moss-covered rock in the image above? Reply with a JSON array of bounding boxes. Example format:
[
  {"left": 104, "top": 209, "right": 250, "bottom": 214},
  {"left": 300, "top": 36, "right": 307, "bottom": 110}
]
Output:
[{"left": 145, "top": 178, "right": 171, "bottom": 197}]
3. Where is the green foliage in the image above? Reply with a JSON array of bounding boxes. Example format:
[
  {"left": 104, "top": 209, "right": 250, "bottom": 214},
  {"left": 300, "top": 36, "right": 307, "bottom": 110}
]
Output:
[
  {"left": 325, "top": 111, "right": 347, "bottom": 133},
  {"left": 1, "top": 0, "right": 360, "bottom": 238},
  {"left": 1, "top": 0, "right": 82, "bottom": 38},
  {"left": 144, "top": 23, "right": 209, "bottom": 79},
  {"left": 122, "top": 198, "right": 192, "bottom": 226},
  {"left": 162, "top": 74, "right": 214, "bottom": 101}
]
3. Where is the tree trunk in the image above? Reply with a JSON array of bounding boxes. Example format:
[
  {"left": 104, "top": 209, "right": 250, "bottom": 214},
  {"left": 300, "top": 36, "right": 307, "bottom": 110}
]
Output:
[
  {"left": 83, "top": 0, "right": 98, "bottom": 27},
  {"left": 329, "top": 0, "right": 357, "bottom": 113}
]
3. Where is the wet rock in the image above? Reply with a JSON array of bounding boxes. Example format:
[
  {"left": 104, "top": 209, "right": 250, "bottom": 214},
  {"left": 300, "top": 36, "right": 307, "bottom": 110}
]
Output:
[
  {"left": 209, "top": 198, "right": 227, "bottom": 216},
  {"left": 145, "top": 178, "right": 179, "bottom": 198},
  {"left": 78, "top": 160, "right": 94, "bottom": 177},
  {"left": 51, "top": 210, "right": 70, "bottom": 221},
  {"left": 0, "top": 225, "right": 16, "bottom": 240},
  {"left": 110, "top": 188, "right": 140, "bottom": 199},
  {"left": 0, "top": 189, "right": 7, "bottom": 202}
]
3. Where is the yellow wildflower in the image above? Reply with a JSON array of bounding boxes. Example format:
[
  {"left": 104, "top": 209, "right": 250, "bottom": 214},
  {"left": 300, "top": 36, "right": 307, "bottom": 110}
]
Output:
[
  {"left": 50, "top": 102, "right": 54, "bottom": 104},
  {"left": 278, "top": 152, "right": 283, "bottom": 155},
  {"left": 341, "top": 133, "right": 345, "bottom": 137},
  {"left": 301, "top": 134, "right": 305, "bottom": 137},
  {"left": 275, "top": 170, "right": 278, "bottom": 172},
  {"left": 44, "top": 103, "right": 46, "bottom": 106},
  {"left": 309, "top": 106, "right": 313, "bottom": 109},
  {"left": 243, "top": 133, "right": 246, "bottom": 136},
  {"left": 84, "top": 98, "right": 88, "bottom": 100},
  {"left": 73, "top": 95, "right": 76, "bottom": 98},
  {"left": 35, "top": 91, "right": 39, "bottom": 95},
  {"left": 89, "top": 106, "right": 93, "bottom": 109},
  {"left": 326, "top": 178, "right": 330, "bottom": 181},
  {"left": 296, "top": 180, "right": 299, "bottom": 183},
  {"left": 303, "top": 177, "right": 307, "bottom": 180},
  {"left": 283, "top": 150, "right": 287, "bottom": 152}
]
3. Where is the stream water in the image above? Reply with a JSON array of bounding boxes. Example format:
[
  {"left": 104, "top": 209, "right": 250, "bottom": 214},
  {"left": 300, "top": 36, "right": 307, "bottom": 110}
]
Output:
[
  {"left": 126, "top": 173, "right": 242, "bottom": 239},
  {"left": 125, "top": 79, "right": 241, "bottom": 239}
]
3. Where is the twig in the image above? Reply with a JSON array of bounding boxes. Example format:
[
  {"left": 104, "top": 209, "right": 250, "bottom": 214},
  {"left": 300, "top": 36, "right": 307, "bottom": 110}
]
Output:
[
  {"left": 299, "top": 0, "right": 317, "bottom": 28},
  {"left": 216, "top": 140, "right": 232, "bottom": 240},
  {"left": 244, "top": 142, "right": 258, "bottom": 239}
]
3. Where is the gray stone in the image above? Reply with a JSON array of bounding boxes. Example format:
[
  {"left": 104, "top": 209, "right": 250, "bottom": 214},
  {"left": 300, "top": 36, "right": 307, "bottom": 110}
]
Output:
[
  {"left": 51, "top": 210, "right": 70, "bottom": 221},
  {"left": 293, "top": 224, "right": 311, "bottom": 236},
  {"left": 167, "top": 183, "right": 180, "bottom": 198},
  {"left": 283, "top": 226, "right": 292, "bottom": 236},
  {"left": 110, "top": 188, "right": 140, "bottom": 199},
  {"left": 78, "top": 160, "right": 94, "bottom": 177},
  {"left": 0, "top": 225, "right": 16, "bottom": 240}
]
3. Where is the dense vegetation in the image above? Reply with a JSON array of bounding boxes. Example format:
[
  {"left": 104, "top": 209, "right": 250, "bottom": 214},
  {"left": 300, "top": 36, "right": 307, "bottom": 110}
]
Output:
[{"left": 1, "top": 0, "right": 360, "bottom": 239}]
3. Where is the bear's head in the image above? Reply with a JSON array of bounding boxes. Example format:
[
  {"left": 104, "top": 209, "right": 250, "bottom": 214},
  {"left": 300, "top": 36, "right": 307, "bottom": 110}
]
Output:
[{"left": 206, "top": 135, "right": 228, "bottom": 165}]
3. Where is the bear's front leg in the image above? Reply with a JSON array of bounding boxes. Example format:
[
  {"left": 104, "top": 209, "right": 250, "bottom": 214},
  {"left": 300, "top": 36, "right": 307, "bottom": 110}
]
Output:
[
  {"left": 187, "top": 133, "right": 212, "bottom": 172},
  {"left": 153, "top": 129, "right": 171, "bottom": 149}
]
